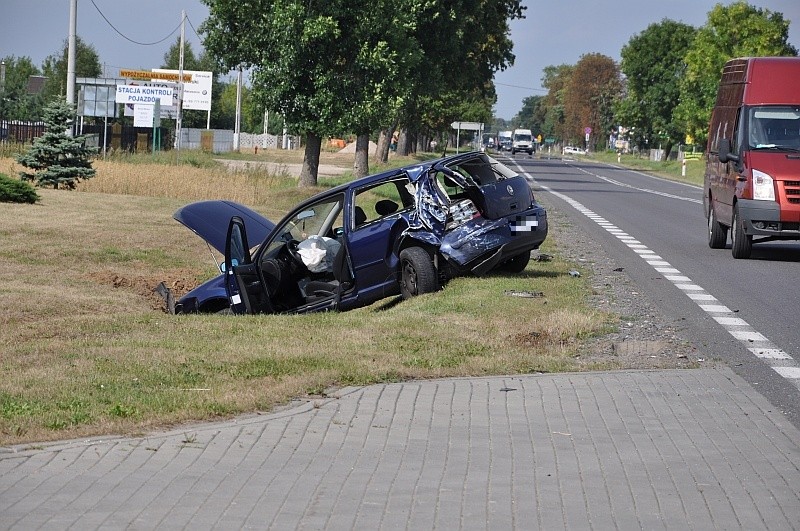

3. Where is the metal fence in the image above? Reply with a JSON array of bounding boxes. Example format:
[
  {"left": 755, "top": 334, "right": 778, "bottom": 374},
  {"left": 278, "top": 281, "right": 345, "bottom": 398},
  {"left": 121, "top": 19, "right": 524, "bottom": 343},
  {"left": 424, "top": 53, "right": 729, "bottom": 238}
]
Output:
[
  {"left": 0, "top": 120, "right": 299, "bottom": 154},
  {"left": 0, "top": 120, "right": 46, "bottom": 143}
]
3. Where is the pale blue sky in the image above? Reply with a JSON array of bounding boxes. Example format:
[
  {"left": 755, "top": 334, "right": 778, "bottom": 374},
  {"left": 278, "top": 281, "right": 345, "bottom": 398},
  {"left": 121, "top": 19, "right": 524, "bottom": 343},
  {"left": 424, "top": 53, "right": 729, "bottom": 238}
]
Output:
[{"left": 2, "top": 0, "right": 799, "bottom": 119}]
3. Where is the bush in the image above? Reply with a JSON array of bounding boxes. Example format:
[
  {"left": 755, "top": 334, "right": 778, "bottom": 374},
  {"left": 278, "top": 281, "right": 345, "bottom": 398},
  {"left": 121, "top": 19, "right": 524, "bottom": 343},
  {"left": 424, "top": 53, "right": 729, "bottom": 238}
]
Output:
[{"left": 0, "top": 172, "right": 40, "bottom": 203}]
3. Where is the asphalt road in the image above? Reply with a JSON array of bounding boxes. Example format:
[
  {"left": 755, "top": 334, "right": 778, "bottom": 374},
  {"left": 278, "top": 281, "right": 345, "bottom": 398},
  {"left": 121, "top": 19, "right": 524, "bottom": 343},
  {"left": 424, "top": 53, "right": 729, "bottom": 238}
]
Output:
[{"left": 500, "top": 153, "right": 800, "bottom": 430}]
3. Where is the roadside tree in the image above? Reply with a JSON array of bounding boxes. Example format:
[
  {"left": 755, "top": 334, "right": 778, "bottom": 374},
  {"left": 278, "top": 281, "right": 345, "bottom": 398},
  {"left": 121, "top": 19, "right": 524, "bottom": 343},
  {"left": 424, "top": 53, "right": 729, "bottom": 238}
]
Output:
[
  {"left": 563, "top": 54, "right": 622, "bottom": 150},
  {"left": 17, "top": 99, "right": 96, "bottom": 189},
  {"left": 514, "top": 95, "right": 545, "bottom": 137},
  {"left": 0, "top": 56, "right": 43, "bottom": 122},
  {"left": 675, "top": 1, "right": 797, "bottom": 146},
  {"left": 617, "top": 20, "right": 697, "bottom": 159},
  {"left": 540, "top": 64, "right": 574, "bottom": 142},
  {"left": 202, "top": 0, "right": 420, "bottom": 186},
  {"left": 40, "top": 36, "right": 102, "bottom": 104}
]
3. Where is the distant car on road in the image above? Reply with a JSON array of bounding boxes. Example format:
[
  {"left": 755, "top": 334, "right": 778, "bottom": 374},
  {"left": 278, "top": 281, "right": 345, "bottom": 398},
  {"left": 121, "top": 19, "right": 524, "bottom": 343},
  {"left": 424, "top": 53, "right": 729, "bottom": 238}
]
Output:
[
  {"left": 172, "top": 151, "right": 548, "bottom": 315},
  {"left": 563, "top": 146, "right": 586, "bottom": 156},
  {"left": 498, "top": 131, "right": 513, "bottom": 151}
]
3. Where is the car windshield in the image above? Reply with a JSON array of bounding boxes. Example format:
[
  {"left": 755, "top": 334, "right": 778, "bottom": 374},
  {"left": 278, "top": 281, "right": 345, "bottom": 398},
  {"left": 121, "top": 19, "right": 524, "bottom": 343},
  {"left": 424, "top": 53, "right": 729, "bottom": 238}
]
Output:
[
  {"left": 747, "top": 106, "right": 800, "bottom": 150},
  {"left": 264, "top": 196, "right": 343, "bottom": 257}
]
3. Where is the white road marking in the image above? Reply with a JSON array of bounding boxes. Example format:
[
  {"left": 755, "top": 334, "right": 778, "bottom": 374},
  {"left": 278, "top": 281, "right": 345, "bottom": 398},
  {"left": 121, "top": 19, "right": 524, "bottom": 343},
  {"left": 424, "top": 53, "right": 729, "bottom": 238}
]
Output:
[{"left": 512, "top": 159, "right": 800, "bottom": 390}]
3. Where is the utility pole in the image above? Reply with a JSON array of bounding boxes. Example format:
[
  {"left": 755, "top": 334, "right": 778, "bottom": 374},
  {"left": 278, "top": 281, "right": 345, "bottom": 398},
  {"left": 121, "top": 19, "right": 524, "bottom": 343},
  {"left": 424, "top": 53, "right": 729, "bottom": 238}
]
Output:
[
  {"left": 1, "top": 60, "right": 6, "bottom": 141},
  {"left": 66, "top": 0, "right": 77, "bottom": 136},
  {"left": 175, "top": 9, "right": 185, "bottom": 151},
  {"left": 66, "top": 0, "right": 77, "bottom": 106},
  {"left": 233, "top": 66, "right": 242, "bottom": 152}
]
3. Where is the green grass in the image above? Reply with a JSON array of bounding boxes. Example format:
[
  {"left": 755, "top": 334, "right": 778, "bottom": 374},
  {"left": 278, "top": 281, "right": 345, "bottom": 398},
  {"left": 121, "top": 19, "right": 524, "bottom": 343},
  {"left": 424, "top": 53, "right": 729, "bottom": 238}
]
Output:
[
  {"left": 588, "top": 150, "right": 704, "bottom": 187},
  {"left": 0, "top": 151, "right": 629, "bottom": 446}
]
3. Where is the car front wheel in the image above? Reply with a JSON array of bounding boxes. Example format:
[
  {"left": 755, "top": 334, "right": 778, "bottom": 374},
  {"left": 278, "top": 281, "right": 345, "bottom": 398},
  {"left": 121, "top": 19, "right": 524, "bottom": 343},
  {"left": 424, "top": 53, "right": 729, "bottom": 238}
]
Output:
[
  {"left": 707, "top": 203, "right": 727, "bottom": 249},
  {"left": 399, "top": 247, "right": 438, "bottom": 299},
  {"left": 731, "top": 204, "right": 752, "bottom": 259}
]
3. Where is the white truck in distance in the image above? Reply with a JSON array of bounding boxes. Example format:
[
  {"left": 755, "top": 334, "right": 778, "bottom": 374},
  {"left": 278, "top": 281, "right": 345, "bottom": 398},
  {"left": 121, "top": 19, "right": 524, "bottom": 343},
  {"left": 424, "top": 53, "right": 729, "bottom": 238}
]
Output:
[{"left": 511, "top": 129, "right": 533, "bottom": 155}]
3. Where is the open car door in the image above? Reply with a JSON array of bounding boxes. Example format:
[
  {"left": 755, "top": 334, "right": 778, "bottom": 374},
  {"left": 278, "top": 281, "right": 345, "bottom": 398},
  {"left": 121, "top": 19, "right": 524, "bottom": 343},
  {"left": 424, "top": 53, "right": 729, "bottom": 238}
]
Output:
[{"left": 224, "top": 216, "right": 271, "bottom": 314}]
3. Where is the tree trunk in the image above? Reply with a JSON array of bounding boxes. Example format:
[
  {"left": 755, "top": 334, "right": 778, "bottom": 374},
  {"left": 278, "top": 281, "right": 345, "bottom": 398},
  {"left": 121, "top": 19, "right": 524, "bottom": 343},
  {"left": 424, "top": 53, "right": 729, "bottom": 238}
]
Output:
[
  {"left": 353, "top": 133, "right": 369, "bottom": 178},
  {"left": 661, "top": 141, "right": 674, "bottom": 162},
  {"left": 299, "top": 133, "right": 321, "bottom": 187},
  {"left": 375, "top": 128, "right": 392, "bottom": 164},
  {"left": 396, "top": 129, "right": 409, "bottom": 156}
]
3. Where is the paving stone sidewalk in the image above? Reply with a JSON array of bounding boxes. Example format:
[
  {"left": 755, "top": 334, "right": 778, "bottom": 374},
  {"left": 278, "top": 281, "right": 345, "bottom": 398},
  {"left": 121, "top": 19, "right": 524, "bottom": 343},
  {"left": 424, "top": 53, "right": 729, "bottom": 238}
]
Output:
[{"left": 2, "top": 367, "right": 799, "bottom": 530}]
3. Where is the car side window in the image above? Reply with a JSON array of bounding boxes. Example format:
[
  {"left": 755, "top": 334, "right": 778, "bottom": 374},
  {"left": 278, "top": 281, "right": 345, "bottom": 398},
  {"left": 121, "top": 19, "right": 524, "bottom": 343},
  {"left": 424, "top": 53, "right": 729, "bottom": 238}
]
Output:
[{"left": 353, "top": 177, "right": 411, "bottom": 229}]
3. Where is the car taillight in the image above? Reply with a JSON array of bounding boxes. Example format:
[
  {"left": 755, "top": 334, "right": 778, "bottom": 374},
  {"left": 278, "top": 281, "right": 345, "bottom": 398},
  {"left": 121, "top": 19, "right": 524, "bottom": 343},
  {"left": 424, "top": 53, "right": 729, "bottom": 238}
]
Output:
[{"left": 446, "top": 199, "right": 480, "bottom": 230}]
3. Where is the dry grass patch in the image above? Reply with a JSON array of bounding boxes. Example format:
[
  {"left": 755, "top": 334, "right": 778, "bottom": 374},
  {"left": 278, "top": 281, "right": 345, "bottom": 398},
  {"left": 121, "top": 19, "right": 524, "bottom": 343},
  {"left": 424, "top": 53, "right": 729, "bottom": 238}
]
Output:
[{"left": 0, "top": 153, "right": 619, "bottom": 446}]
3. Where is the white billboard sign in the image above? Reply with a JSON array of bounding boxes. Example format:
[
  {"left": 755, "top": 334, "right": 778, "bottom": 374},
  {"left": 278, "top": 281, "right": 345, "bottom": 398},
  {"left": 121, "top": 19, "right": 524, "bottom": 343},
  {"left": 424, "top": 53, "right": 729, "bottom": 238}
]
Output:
[
  {"left": 122, "top": 81, "right": 178, "bottom": 119},
  {"left": 451, "top": 121, "right": 483, "bottom": 131},
  {"left": 133, "top": 104, "right": 154, "bottom": 127},
  {"left": 152, "top": 69, "right": 213, "bottom": 111},
  {"left": 115, "top": 84, "right": 174, "bottom": 105}
]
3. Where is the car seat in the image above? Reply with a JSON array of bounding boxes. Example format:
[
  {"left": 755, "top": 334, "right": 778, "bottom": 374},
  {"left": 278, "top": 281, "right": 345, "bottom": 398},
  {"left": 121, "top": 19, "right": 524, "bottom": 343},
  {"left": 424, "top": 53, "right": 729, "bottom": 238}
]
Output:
[
  {"left": 303, "top": 242, "right": 351, "bottom": 299},
  {"left": 375, "top": 199, "right": 399, "bottom": 216}
]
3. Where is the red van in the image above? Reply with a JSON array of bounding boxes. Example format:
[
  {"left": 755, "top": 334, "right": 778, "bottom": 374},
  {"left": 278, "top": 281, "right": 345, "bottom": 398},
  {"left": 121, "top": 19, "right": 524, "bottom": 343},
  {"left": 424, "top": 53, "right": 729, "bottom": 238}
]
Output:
[{"left": 704, "top": 57, "right": 800, "bottom": 258}]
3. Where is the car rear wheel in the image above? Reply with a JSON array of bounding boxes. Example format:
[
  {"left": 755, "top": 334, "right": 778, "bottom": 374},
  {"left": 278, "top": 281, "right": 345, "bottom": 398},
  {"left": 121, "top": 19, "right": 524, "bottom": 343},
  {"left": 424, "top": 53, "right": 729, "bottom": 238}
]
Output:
[
  {"left": 731, "top": 204, "right": 752, "bottom": 259},
  {"left": 707, "top": 203, "right": 727, "bottom": 249},
  {"left": 499, "top": 250, "right": 531, "bottom": 273},
  {"left": 399, "top": 247, "right": 437, "bottom": 299}
]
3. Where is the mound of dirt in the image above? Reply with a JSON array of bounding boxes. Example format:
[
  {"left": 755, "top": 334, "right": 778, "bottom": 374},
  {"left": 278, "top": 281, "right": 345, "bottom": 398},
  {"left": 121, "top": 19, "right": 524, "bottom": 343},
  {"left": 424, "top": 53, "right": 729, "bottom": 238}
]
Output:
[
  {"left": 88, "top": 270, "right": 199, "bottom": 312},
  {"left": 338, "top": 141, "right": 377, "bottom": 155}
]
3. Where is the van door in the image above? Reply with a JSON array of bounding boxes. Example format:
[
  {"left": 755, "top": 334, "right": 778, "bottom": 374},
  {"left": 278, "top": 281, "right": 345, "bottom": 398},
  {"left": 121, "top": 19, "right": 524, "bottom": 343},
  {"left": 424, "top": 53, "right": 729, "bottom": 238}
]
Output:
[{"left": 708, "top": 106, "right": 741, "bottom": 225}]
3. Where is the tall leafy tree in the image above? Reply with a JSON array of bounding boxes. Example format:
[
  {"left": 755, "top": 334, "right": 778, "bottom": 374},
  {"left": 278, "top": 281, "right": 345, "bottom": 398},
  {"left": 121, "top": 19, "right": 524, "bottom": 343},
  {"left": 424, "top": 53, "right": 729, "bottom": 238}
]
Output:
[
  {"left": 202, "top": 0, "right": 420, "bottom": 186},
  {"left": 0, "top": 56, "right": 43, "bottom": 122},
  {"left": 675, "top": 1, "right": 797, "bottom": 146},
  {"left": 17, "top": 99, "right": 96, "bottom": 189},
  {"left": 617, "top": 20, "right": 697, "bottom": 159},
  {"left": 514, "top": 95, "right": 545, "bottom": 136},
  {"left": 563, "top": 54, "right": 622, "bottom": 149},
  {"left": 399, "top": 0, "right": 524, "bottom": 154},
  {"left": 40, "top": 36, "right": 102, "bottom": 103},
  {"left": 540, "top": 64, "right": 574, "bottom": 141},
  {"left": 337, "top": 0, "right": 422, "bottom": 175}
]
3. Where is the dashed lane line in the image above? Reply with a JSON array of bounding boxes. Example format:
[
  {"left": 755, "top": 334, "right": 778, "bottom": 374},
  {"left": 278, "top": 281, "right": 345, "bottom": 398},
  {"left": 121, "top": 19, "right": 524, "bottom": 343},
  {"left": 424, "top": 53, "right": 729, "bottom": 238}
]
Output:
[{"left": 509, "top": 159, "right": 800, "bottom": 389}]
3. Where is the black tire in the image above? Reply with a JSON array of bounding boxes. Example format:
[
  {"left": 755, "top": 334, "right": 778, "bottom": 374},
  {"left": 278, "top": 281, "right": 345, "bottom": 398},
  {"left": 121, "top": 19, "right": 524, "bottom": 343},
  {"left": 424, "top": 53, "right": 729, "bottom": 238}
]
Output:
[
  {"left": 499, "top": 250, "right": 531, "bottom": 273},
  {"left": 399, "top": 247, "right": 438, "bottom": 299},
  {"left": 731, "top": 204, "right": 752, "bottom": 259},
  {"left": 707, "top": 203, "right": 727, "bottom": 249}
]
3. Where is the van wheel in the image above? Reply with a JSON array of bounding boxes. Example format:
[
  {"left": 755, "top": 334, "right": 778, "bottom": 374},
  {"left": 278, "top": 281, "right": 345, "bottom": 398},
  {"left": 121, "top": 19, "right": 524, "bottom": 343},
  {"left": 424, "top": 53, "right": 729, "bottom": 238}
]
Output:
[
  {"left": 399, "top": 247, "right": 438, "bottom": 299},
  {"left": 731, "top": 204, "right": 752, "bottom": 259},
  {"left": 707, "top": 205, "right": 727, "bottom": 249}
]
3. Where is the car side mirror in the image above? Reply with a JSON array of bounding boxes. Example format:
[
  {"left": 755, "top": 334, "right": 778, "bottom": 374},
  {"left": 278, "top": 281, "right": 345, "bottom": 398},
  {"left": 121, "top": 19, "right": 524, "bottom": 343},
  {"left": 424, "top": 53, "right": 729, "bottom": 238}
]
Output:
[{"left": 718, "top": 138, "right": 739, "bottom": 164}]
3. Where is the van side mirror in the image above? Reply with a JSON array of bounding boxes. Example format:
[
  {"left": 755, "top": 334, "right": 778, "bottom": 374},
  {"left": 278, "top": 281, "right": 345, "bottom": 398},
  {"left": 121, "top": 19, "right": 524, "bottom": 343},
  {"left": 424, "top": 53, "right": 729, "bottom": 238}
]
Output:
[{"left": 718, "top": 138, "right": 739, "bottom": 164}]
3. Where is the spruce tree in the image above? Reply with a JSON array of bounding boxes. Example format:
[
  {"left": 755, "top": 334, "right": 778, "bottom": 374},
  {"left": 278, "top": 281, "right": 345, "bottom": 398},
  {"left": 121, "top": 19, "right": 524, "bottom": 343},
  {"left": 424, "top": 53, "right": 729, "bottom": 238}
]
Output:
[{"left": 17, "top": 98, "right": 97, "bottom": 189}]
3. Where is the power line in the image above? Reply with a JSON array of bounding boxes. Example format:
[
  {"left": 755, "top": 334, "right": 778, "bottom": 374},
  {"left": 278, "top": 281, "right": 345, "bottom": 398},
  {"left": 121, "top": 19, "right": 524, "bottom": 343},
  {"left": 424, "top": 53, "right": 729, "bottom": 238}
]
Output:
[
  {"left": 89, "top": 0, "right": 182, "bottom": 46},
  {"left": 495, "top": 82, "right": 547, "bottom": 93},
  {"left": 185, "top": 16, "right": 203, "bottom": 43}
]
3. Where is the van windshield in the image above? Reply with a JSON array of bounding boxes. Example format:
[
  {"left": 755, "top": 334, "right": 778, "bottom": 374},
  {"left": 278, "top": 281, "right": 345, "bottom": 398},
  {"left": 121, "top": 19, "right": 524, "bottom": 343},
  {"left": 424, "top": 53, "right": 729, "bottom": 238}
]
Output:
[{"left": 747, "top": 106, "right": 800, "bottom": 151}]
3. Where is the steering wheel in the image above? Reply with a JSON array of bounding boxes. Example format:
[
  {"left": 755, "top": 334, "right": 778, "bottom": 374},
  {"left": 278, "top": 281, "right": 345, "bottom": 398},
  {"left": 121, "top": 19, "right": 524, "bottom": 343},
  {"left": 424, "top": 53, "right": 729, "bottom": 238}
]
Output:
[{"left": 286, "top": 239, "right": 306, "bottom": 268}]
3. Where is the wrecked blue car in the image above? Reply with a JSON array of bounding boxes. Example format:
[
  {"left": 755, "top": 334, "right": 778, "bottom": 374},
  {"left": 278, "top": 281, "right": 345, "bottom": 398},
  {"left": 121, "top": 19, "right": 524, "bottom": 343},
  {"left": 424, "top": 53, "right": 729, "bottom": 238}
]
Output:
[{"left": 172, "top": 151, "right": 547, "bottom": 315}]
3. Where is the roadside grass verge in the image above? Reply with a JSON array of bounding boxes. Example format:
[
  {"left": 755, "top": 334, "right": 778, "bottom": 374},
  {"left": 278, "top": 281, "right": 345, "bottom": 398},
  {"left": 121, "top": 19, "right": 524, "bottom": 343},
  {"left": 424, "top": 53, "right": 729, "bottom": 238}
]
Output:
[
  {"left": 587, "top": 150, "right": 704, "bottom": 187},
  {"left": 1, "top": 152, "right": 613, "bottom": 446}
]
